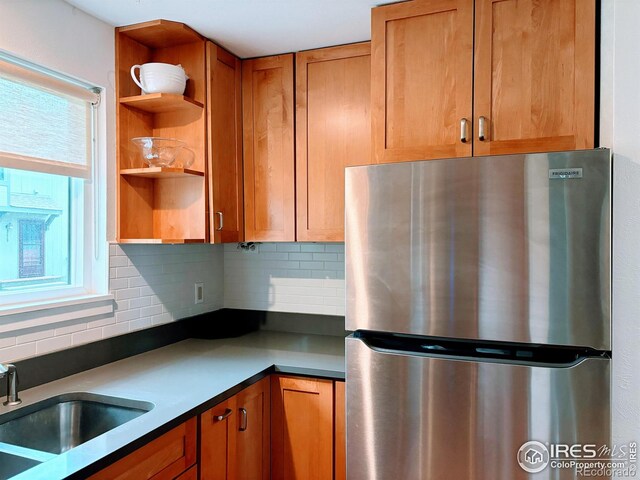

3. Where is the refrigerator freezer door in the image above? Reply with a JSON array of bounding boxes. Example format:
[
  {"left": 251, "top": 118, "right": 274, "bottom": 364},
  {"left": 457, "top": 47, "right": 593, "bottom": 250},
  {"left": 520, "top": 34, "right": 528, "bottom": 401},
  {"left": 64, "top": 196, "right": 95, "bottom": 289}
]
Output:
[
  {"left": 345, "top": 149, "right": 611, "bottom": 350},
  {"left": 346, "top": 336, "right": 611, "bottom": 480}
]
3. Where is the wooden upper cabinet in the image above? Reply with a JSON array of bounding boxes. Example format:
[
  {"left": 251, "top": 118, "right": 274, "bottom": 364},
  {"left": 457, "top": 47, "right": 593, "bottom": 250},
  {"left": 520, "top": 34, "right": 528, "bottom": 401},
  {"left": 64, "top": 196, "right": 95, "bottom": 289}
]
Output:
[
  {"left": 371, "top": 0, "right": 474, "bottom": 163},
  {"left": 242, "top": 55, "right": 295, "bottom": 242},
  {"left": 207, "top": 42, "right": 244, "bottom": 243},
  {"left": 473, "top": 0, "right": 595, "bottom": 155},
  {"left": 271, "top": 375, "right": 334, "bottom": 480},
  {"left": 296, "top": 43, "right": 371, "bottom": 242}
]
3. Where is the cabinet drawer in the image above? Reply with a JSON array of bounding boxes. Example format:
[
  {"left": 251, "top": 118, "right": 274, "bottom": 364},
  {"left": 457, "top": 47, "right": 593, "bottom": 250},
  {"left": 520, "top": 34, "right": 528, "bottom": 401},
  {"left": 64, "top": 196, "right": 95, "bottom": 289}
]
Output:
[{"left": 88, "top": 418, "right": 197, "bottom": 480}]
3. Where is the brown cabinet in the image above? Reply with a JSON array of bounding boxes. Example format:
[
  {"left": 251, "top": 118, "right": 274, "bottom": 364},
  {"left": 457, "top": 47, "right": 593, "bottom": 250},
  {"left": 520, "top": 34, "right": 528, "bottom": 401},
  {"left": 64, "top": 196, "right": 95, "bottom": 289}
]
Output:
[
  {"left": 115, "top": 20, "right": 208, "bottom": 243},
  {"left": 88, "top": 418, "right": 197, "bottom": 480},
  {"left": 371, "top": 0, "right": 595, "bottom": 162},
  {"left": 371, "top": 0, "right": 473, "bottom": 163},
  {"left": 200, "top": 378, "right": 270, "bottom": 480},
  {"left": 295, "top": 43, "right": 372, "bottom": 242},
  {"left": 242, "top": 55, "right": 295, "bottom": 242},
  {"left": 473, "top": 0, "right": 595, "bottom": 155},
  {"left": 334, "top": 381, "right": 346, "bottom": 480},
  {"left": 271, "top": 375, "right": 334, "bottom": 480},
  {"left": 206, "top": 42, "right": 244, "bottom": 243}
]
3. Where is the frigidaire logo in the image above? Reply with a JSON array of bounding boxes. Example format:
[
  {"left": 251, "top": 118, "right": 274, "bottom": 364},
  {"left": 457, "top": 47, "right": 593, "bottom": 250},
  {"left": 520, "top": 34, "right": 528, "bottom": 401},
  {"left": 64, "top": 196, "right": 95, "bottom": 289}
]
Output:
[{"left": 549, "top": 168, "right": 583, "bottom": 179}]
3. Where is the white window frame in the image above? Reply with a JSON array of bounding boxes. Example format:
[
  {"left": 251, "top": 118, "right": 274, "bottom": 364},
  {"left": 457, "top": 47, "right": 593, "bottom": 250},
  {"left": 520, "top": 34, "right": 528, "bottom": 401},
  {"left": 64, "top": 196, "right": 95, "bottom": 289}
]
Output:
[{"left": 0, "top": 50, "right": 111, "bottom": 319}]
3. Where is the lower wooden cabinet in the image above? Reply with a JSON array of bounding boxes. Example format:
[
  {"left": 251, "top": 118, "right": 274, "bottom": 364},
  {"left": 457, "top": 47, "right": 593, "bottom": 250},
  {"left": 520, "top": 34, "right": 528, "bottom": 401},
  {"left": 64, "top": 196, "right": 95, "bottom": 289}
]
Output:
[
  {"left": 271, "top": 375, "right": 335, "bottom": 480},
  {"left": 334, "top": 381, "right": 346, "bottom": 480},
  {"left": 200, "top": 377, "right": 270, "bottom": 480},
  {"left": 91, "top": 375, "right": 343, "bottom": 480},
  {"left": 88, "top": 418, "right": 197, "bottom": 480}
]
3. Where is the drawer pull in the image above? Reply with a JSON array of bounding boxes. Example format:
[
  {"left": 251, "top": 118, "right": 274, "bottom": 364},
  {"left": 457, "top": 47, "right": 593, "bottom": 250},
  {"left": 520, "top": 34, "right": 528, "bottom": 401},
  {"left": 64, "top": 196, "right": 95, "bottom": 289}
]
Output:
[
  {"left": 239, "top": 407, "right": 247, "bottom": 432},
  {"left": 460, "top": 118, "right": 469, "bottom": 143},
  {"left": 216, "top": 211, "right": 224, "bottom": 231},
  {"left": 215, "top": 408, "right": 232, "bottom": 422},
  {"left": 478, "top": 116, "right": 488, "bottom": 141}
]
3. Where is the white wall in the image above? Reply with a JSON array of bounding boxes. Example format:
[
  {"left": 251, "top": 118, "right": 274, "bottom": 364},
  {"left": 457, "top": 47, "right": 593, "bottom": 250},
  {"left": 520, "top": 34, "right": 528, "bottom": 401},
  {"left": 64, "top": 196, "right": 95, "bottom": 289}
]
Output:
[{"left": 604, "top": 0, "right": 640, "bottom": 472}]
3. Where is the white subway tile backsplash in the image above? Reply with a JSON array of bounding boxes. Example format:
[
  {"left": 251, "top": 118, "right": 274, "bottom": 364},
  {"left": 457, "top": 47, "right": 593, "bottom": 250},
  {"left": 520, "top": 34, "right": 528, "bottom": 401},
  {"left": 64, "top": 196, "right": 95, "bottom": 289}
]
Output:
[
  {"left": 115, "top": 308, "right": 140, "bottom": 323},
  {"left": 72, "top": 328, "right": 103, "bottom": 346},
  {"left": 0, "top": 244, "right": 224, "bottom": 363},
  {"left": 36, "top": 335, "right": 72, "bottom": 355},
  {"left": 0, "top": 241, "right": 343, "bottom": 363},
  {"left": 54, "top": 322, "right": 87, "bottom": 336},
  {"left": 103, "top": 322, "right": 130, "bottom": 338},
  {"left": 224, "top": 242, "right": 345, "bottom": 316}
]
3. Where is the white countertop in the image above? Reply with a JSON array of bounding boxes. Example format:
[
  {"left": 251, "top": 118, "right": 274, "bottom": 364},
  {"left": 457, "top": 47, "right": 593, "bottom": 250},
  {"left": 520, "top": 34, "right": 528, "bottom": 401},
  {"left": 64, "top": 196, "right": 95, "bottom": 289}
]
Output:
[{"left": 4, "top": 331, "right": 346, "bottom": 480}]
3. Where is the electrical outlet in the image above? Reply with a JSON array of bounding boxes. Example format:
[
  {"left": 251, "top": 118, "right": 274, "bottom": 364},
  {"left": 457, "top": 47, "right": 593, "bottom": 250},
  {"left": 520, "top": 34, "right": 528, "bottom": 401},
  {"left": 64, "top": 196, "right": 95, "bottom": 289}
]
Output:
[{"left": 194, "top": 282, "right": 204, "bottom": 304}]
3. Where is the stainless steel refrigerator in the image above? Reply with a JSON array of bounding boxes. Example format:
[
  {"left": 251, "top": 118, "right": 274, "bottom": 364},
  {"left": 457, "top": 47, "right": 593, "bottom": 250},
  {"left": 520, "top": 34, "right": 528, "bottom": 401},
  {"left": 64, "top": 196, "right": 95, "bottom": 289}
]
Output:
[{"left": 345, "top": 149, "right": 611, "bottom": 479}]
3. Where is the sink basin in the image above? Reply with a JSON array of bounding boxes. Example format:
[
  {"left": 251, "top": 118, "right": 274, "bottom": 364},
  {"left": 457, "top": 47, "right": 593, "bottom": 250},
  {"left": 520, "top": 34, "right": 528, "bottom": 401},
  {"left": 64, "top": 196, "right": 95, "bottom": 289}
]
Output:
[
  {"left": 0, "top": 392, "right": 153, "bottom": 455},
  {"left": 0, "top": 451, "right": 41, "bottom": 479}
]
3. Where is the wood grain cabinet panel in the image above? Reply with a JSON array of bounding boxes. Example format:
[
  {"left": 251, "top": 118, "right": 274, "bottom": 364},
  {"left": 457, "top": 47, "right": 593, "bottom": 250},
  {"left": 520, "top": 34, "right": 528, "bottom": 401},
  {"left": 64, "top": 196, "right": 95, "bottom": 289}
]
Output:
[
  {"left": 371, "top": 0, "right": 474, "bottom": 163},
  {"left": 334, "top": 381, "right": 346, "bottom": 480},
  {"left": 271, "top": 375, "right": 334, "bottom": 480},
  {"left": 234, "top": 377, "right": 271, "bottom": 480},
  {"left": 242, "top": 55, "right": 295, "bottom": 242},
  {"left": 296, "top": 43, "right": 372, "bottom": 242},
  {"left": 88, "top": 418, "right": 197, "bottom": 480},
  {"left": 200, "top": 397, "right": 237, "bottom": 480},
  {"left": 200, "top": 378, "right": 270, "bottom": 480},
  {"left": 207, "top": 42, "right": 244, "bottom": 243},
  {"left": 473, "top": 0, "right": 595, "bottom": 155}
]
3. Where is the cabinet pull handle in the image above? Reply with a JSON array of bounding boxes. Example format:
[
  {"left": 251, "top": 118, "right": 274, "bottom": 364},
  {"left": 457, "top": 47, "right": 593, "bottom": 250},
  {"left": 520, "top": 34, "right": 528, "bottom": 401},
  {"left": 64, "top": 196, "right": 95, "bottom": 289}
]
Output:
[
  {"left": 478, "top": 116, "right": 488, "bottom": 141},
  {"left": 215, "top": 408, "right": 232, "bottom": 422},
  {"left": 460, "top": 118, "right": 469, "bottom": 143},
  {"left": 216, "top": 211, "right": 224, "bottom": 231},
  {"left": 239, "top": 407, "right": 248, "bottom": 432}
]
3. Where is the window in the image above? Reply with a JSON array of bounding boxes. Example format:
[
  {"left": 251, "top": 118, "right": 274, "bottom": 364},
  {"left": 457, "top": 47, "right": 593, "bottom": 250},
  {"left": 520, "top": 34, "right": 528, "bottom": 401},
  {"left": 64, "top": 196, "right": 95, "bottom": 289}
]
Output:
[
  {"left": 19, "top": 220, "right": 45, "bottom": 278},
  {"left": 0, "top": 51, "right": 106, "bottom": 309}
]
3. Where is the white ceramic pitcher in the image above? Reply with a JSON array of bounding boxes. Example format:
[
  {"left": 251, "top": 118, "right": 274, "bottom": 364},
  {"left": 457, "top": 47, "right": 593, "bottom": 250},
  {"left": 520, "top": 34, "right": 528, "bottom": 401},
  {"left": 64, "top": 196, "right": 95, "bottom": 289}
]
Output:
[{"left": 130, "top": 63, "right": 188, "bottom": 95}]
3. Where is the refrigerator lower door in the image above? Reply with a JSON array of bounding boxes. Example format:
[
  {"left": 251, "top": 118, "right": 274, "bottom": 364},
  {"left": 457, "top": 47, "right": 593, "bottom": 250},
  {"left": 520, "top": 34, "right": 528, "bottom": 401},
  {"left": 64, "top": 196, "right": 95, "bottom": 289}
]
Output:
[{"left": 346, "top": 336, "right": 611, "bottom": 480}]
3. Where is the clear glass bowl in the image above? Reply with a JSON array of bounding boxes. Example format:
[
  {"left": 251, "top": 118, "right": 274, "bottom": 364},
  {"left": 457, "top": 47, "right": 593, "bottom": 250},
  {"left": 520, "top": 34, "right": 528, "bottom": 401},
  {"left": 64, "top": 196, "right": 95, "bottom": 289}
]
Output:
[
  {"left": 172, "top": 146, "right": 195, "bottom": 169},
  {"left": 131, "top": 137, "right": 187, "bottom": 167}
]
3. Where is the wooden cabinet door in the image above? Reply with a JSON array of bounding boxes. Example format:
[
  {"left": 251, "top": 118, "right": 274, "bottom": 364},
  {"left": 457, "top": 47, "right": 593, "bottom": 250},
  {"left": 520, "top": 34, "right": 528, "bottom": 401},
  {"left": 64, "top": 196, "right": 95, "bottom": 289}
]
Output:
[
  {"left": 371, "top": 0, "right": 473, "bottom": 163},
  {"left": 296, "top": 43, "right": 371, "bottom": 242},
  {"left": 334, "top": 381, "right": 346, "bottom": 480},
  {"left": 207, "top": 42, "right": 244, "bottom": 243},
  {"left": 234, "top": 377, "right": 270, "bottom": 480},
  {"left": 271, "top": 375, "right": 334, "bottom": 480},
  {"left": 242, "top": 54, "right": 295, "bottom": 241},
  {"left": 473, "top": 0, "right": 595, "bottom": 155},
  {"left": 200, "top": 397, "right": 237, "bottom": 480},
  {"left": 88, "top": 418, "right": 197, "bottom": 480}
]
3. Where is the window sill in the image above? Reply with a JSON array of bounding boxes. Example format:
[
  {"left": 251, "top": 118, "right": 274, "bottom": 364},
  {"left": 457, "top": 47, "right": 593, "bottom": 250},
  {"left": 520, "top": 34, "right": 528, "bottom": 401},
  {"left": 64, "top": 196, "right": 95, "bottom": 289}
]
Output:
[{"left": 0, "top": 294, "right": 114, "bottom": 333}]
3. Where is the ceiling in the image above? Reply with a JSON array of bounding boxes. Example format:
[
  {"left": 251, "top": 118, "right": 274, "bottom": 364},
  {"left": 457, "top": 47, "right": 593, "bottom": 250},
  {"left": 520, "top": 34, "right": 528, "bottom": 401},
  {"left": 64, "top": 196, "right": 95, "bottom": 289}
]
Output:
[{"left": 64, "top": 0, "right": 396, "bottom": 58}]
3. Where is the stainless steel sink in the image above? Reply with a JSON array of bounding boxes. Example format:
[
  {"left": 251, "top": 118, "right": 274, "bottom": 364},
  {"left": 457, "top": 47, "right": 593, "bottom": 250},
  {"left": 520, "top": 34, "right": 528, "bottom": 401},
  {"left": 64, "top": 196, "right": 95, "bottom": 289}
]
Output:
[
  {"left": 0, "top": 393, "right": 153, "bottom": 455},
  {"left": 0, "top": 450, "right": 41, "bottom": 479}
]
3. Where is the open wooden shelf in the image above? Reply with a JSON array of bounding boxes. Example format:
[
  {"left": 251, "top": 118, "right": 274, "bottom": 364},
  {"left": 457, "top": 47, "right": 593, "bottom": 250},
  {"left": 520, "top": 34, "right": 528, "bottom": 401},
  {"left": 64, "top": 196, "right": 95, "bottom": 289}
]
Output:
[
  {"left": 116, "top": 20, "right": 208, "bottom": 243},
  {"left": 117, "top": 19, "right": 204, "bottom": 48},
  {"left": 120, "top": 167, "right": 204, "bottom": 179},
  {"left": 120, "top": 93, "right": 204, "bottom": 114},
  {"left": 118, "top": 238, "right": 206, "bottom": 244}
]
